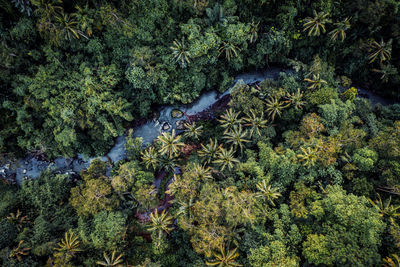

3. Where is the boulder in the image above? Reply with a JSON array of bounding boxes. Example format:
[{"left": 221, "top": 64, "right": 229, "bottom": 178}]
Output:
[
  {"left": 171, "top": 109, "right": 184, "bottom": 118},
  {"left": 176, "top": 120, "right": 186, "bottom": 130},
  {"left": 162, "top": 122, "right": 171, "bottom": 131}
]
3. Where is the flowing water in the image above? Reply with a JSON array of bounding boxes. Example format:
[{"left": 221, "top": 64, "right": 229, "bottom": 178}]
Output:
[{"left": 0, "top": 68, "right": 395, "bottom": 184}]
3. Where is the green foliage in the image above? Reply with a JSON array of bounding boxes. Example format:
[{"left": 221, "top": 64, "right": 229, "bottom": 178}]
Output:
[{"left": 302, "top": 185, "right": 385, "bottom": 266}]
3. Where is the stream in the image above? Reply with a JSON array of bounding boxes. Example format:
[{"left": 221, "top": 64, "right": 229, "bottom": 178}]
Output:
[{"left": 0, "top": 67, "right": 396, "bottom": 184}]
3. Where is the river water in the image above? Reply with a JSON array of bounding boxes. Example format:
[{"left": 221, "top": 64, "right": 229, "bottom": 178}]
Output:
[{"left": 0, "top": 68, "right": 395, "bottom": 184}]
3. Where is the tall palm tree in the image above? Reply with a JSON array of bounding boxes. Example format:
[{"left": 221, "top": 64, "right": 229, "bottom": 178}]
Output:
[
  {"left": 141, "top": 146, "right": 159, "bottom": 170},
  {"left": 190, "top": 163, "right": 213, "bottom": 180},
  {"left": 158, "top": 155, "right": 178, "bottom": 173},
  {"left": 170, "top": 38, "right": 191, "bottom": 68},
  {"left": 96, "top": 251, "right": 124, "bottom": 267},
  {"left": 7, "top": 210, "right": 28, "bottom": 231},
  {"left": 218, "top": 108, "right": 242, "bottom": 133},
  {"left": 303, "top": 10, "right": 330, "bottom": 36},
  {"left": 157, "top": 129, "right": 185, "bottom": 158},
  {"left": 219, "top": 42, "right": 241, "bottom": 61},
  {"left": 369, "top": 194, "right": 400, "bottom": 220},
  {"left": 148, "top": 209, "right": 174, "bottom": 239},
  {"left": 265, "top": 97, "right": 288, "bottom": 121},
  {"left": 329, "top": 17, "right": 351, "bottom": 42},
  {"left": 9, "top": 240, "right": 31, "bottom": 262},
  {"left": 304, "top": 74, "right": 327, "bottom": 90},
  {"left": 243, "top": 109, "right": 268, "bottom": 138},
  {"left": 213, "top": 147, "right": 239, "bottom": 171},
  {"left": 206, "top": 245, "right": 242, "bottom": 266},
  {"left": 55, "top": 231, "right": 83, "bottom": 255},
  {"left": 368, "top": 39, "right": 392, "bottom": 64},
  {"left": 297, "top": 147, "right": 318, "bottom": 167},
  {"left": 198, "top": 138, "right": 221, "bottom": 164},
  {"left": 184, "top": 122, "right": 203, "bottom": 140},
  {"left": 223, "top": 125, "right": 250, "bottom": 153},
  {"left": 255, "top": 179, "right": 282, "bottom": 206},
  {"left": 285, "top": 88, "right": 305, "bottom": 110},
  {"left": 55, "top": 12, "right": 87, "bottom": 41},
  {"left": 249, "top": 20, "right": 260, "bottom": 43},
  {"left": 383, "top": 254, "right": 400, "bottom": 267}
]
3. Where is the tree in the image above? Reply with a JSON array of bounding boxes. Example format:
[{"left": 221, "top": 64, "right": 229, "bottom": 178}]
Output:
[
  {"left": 303, "top": 10, "right": 330, "bottom": 36},
  {"left": 170, "top": 38, "right": 191, "bottom": 68},
  {"left": 265, "top": 96, "right": 287, "bottom": 121},
  {"left": 148, "top": 209, "right": 174, "bottom": 240},
  {"left": 55, "top": 230, "right": 83, "bottom": 255},
  {"left": 198, "top": 138, "right": 221, "bottom": 164},
  {"left": 304, "top": 74, "right": 327, "bottom": 90},
  {"left": 213, "top": 147, "right": 239, "bottom": 171},
  {"left": 70, "top": 160, "right": 119, "bottom": 216},
  {"left": 97, "top": 251, "right": 124, "bottom": 267},
  {"left": 297, "top": 147, "right": 318, "bottom": 167},
  {"left": 369, "top": 194, "right": 400, "bottom": 220},
  {"left": 9, "top": 240, "right": 31, "bottom": 262},
  {"left": 223, "top": 125, "right": 250, "bottom": 153},
  {"left": 302, "top": 185, "right": 385, "bottom": 266},
  {"left": 7, "top": 209, "right": 28, "bottom": 231},
  {"left": 255, "top": 179, "right": 282, "bottom": 206},
  {"left": 368, "top": 39, "right": 392, "bottom": 64},
  {"left": 141, "top": 146, "right": 159, "bottom": 170},
  {"left": 243, "top": 109, "right": 268, "bottom": 138},
  {"left": 157, "top": 129, "right": 185, "bottom": 159},
  {"left": 329, "top": 17, "right": 351, "bottom": 42},
  {"left": 218, "top": 108, "right": 242, "bottom": 133},
  {"left": 206, "top": 245, "right": 242, "bottom": 266},
  {"left": 219, "top": 42, "right": 241, "bottom": 61},
  {"left": 184, "top": 122, "right": 203, "bottom": 140},
  {"left": 285, "top": 89, "right": 305, "bottom": 110}
]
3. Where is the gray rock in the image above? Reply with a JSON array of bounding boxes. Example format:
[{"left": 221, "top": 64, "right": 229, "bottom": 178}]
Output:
[
  {"left": 162, "top": 122, "right": 171, "bottom": 131},
  {"left": 176, "top": 120, "right": 186, "bottom": 130}
]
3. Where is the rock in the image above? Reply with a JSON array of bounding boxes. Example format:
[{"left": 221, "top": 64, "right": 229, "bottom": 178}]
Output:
[
  {"left": 176, "top": 120, "right": 186, "bottom": 130},
  {"left": 153, "top": 111, "right": 160, "bottom": 121},
  {"left": 162, "top": 122, "right": 171, "bottom": 131},
  {"left": 171, "top": 109, "right": 184, "bottom": 118},
  {"left": 23, "top": 169, "right": 27, "bottom": 174}
]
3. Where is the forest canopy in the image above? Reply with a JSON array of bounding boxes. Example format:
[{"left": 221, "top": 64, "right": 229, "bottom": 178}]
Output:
[{"left": 0, "top": 0, "right": 400, "bottom": 266}]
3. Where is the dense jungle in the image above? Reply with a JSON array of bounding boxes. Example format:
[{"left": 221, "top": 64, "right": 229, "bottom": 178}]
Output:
[{"left": 0, "top": 0, "right": 400, "bottom": 266}]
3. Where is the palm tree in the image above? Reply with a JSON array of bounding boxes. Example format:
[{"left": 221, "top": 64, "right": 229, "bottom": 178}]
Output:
[
  {"left": 249, "top": 20, "right": 260, "bottom": 43},
  {"left": 184, "top": 122, "right": 203, "bottom": 140},
  {"left": 96, "top": 251, "right": 124, "bottom": 267},
  {"left": 170, "top": 38, "right": 191, "bottom": 68},
  {"left": 368, "top": 39, "right": 392, "bottom": 64},
  {"left": 369, "top": 194, "right": 400, "bottom": 220},
  {"left": 55, "top": 12, "right": 87, "bottom": 41},
  {"left": 223, "top": 125, "right": 250, "bottom": 153},
  {"left": 285, "top": 88, "right": 305, "bottom": 110},
  {"left": 304, "top": 74, "right": 327, "bottom": 90},
  {"left": 265, "top": 97, "right": 288, "bottom": 121},
  {"left": 213, "top": 147, "right": 239, "bottom": 171},
  {"left": 158, "top": 155, "right": 178, "bottom": 173},
  {"left": 383, "top": 254, "right": 400, "bottom": 267},
  {"left": 55, "top": 231, "right": 83, "bottom": 255},
  {"left": 218, "top": 108, "right": 242, "bottom": 133},
  {"left": 303, "top": 10, "right": 330, "bottom": 36},
  {"left": 148, "top": 209, "right": 174, "bottom": 239},
  {"left": 255, "top": 179, "right": 282, "bottom": 206},
  {"left": 329, "top": 17, "right": 351, "bottom": 42},
  {"left": 141, "top": 146, "right": 159, "bottom": 170},
  {"left": 7, "top": 210, "right": 28, "bottom": 231},
  {"left": 9, "top": 240, "right": 31, "bottom": 262},
  {"left": 219, "top": 42, "right": 241, "bottom": 61},
  {"left": 243, "top": 109, "right": 268, "bottom": 138},
  {"left": 206, "top": 245, "right": 242, "bottom": 266},
  {"left": 190, "top": 163, "right": 213, "bottom": 180},
  {"left": 297, "top": 147, "right": 318, "bottom": 167},
  {"left": 157, "top": 129, "right": 185, "bottom": 158},
  {"left": 198, "top": 138, "right": 221, "bottom": 164}
]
